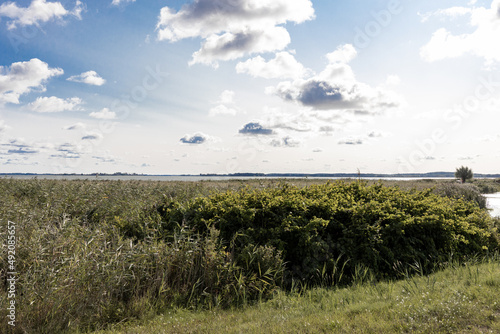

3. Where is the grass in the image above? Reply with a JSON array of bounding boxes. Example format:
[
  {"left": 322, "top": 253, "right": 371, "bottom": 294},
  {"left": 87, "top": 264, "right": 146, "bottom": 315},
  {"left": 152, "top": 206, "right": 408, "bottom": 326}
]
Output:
[
  {"left": 1, "top": 177, "right": 499, "bottom": 333},
  {"left": 93, "top": 256, "right": 500, "bottom": 334}
]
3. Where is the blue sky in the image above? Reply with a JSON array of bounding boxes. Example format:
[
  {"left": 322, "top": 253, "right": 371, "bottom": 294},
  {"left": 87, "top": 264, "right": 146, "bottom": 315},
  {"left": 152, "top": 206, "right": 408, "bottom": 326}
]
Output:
[{"left": 0, "top": 0, "right": 499, "bottom": 174}]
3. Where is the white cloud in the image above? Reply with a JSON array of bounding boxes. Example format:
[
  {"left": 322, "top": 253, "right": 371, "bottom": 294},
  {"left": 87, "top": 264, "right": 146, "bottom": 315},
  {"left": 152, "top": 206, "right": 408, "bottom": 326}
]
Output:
[
  {"left": 217, "top": 90, "right": 235, "bottom": 104},
  {"left": 180, "top": 132, "right": 218, "bottom": 145},
  {"left": 0, "top": 58, "right": 63, "bottom": 104},
  {"left": 81, "top": 132, "right": 103, "bottom": 141},
  {"left": 111, "top": 0, "right": 135, "bottom": 6},
  {"left": 0, "top": 0, "right": 83, "bottom": 30},
  {"left": 29, "top": 96, "right": 82, "bottom": 112},
  {"left": 337, "top": 130, "right": 390, "bottom": 146},
  {"left": 0, "top": 120, "right": 9, "bottom": 132},
  {"left": 325, "top": 44, "right": 357, "bottom": 64},
  {"left": 239, "top": 122, "right": 274, "bottom": 135},
  {"left": 268, "top": 44, "right": 402, "bottom": 113},
  {"left": 367, "top": 130, "right": 390, "bottom": 138},
  {"left": 338, "top": 137, "right": 364, "bottom": 145},
  {"left": 63, "top": 122, "right": 86, "bottom": 130},
  {"left": 89, "top": 108, "right": 116, "bottom": 119},
  {"left": 421, "top": 0, "right": 500, "bottom": 66},
  {"left": 1, "top": 138, "right": 40, "bottom": 155},
  {"left": 67, "top": 71, "right": 106, "bottom": 86},
  {"left": 386, "top": 75, "right": 401, "bottom": 86},
  {"left": 236, "top": 51, "right": 311, "bottom": 79},
  {"left": 157, "top": 0, "right": 315, "bottom": 66},
  {"left": 209, "top": 90, "right": 240, "bottom": 116},
  {"left": 72, "top": 0, "right": 84, "bottom": 20},
  {"left": 209, "top": 104, "right": 238, "bottom": 116},
  {"left": 51, "top": 142, "right": 85, "bottom": 159},
  {"left": 263, "top": 108, "right": 313, "bottom": 132},
  {"left": 419, "top": 7, "right": 473, "bottom": 22},
  {"left": 190, "top": 26, "right": 291, "bottom": 66},
  {"left": 270, "top": 136, "right": 301, "bottom": 148}
]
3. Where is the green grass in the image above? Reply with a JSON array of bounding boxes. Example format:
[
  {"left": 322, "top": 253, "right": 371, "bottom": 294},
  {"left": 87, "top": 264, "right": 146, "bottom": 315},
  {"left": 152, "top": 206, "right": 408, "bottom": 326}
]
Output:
[{"left": 93, "top": 257, "right": 500, "bottom": 334}]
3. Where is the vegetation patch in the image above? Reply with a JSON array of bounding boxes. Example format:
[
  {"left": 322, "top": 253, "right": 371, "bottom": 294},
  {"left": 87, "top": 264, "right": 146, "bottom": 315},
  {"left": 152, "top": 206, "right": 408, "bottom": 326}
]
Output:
[
  {"left": 159, "top": 181, "right": 499, "bottom": 285},
  {"left": 0, "top": 178, "right": 498, "bottom": 333}
]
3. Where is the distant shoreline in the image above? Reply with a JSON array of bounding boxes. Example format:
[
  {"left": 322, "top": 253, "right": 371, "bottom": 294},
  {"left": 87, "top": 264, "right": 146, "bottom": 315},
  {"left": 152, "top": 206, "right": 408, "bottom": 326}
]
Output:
[{"left": 1, "top": 172, "right": 500, "bottom": 179}]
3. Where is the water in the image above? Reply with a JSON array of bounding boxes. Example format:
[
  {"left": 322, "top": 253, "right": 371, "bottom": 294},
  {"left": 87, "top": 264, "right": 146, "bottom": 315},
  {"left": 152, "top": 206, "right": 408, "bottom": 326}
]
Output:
[
  {"left": 0, "top": 174, "right": 457, "bottom": 182},
  {"left": 485, "top": 193, "right": 500, "bottom": 218}
]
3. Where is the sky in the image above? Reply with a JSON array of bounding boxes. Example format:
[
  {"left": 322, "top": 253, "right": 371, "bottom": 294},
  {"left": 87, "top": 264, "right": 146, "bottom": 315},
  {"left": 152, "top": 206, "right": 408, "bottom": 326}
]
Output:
[{"left": 0, "top": 0, "right": 499, "bottom": 175}]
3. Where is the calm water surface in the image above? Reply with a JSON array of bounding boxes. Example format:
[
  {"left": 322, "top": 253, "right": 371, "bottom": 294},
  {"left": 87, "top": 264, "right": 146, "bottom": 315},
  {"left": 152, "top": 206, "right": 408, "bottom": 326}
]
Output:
[
  {"left": 0, "top": 174, "right": 456, "bottom": 182},
  {"left": 485, "top": 193, "right": 500, "bottom": 217}
]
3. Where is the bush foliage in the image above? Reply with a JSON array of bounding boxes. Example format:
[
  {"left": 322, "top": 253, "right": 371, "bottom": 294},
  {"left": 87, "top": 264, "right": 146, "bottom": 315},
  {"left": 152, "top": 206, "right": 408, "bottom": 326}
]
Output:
[{"left": 159, "top": 181, "right": 499, "bottom": 283}]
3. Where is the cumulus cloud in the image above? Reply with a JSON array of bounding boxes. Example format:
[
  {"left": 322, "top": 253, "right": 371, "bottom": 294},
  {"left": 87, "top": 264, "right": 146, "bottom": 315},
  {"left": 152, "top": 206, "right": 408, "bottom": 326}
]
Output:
[
  {"left": 50, "top": 143, "right": 82, "bottom": 159},
  {"left": 156, "top": 0, "right": 315, "bottom": 66},
  {"left": 0, "top": 120, "right": 8, "bottom": 132},
  {"left": 267, "top": 44, "right": 402, "bottom": 114},
  {"left": 367, "top": 130, "right": 391, "bottom": 138},
  {"left": 29, "top": 96, "right": 82, "bottom": 112},
  {"left": 263, "top": 108, "right": 313, "bottom": 132},
  {"left": 419, "top": 6, "right": 473, "bottom": 22},
  {"left": 236, "top": 51, "right": 311, "bottom": 79},
  {"left": 0, "top": 58, "right": 63, "bottom": 104},
  {"left": 111, "top": 0, "right": 135, "bottom": 6},
  {"left": 238, "top": 122, "right": 273, "bottom": 135},
  {"left": 337, "top": 130, "right": 389, "bottom": 145},
  {"left": 89, "top": 108, "right": 116, "bottom": 120},
  {"left": 67, "top": 71, "right": 106, "bottom": 86},
  {"left": 209, "top": 90, "right": 240, "bottom": 116},
  {"left": 63, "top": 122, "right": 86, "bottom": 130},
  {"left": 0, "top": 0, "right": 84, "bottom": 30},
  {"left": 180, "top": 132, "right": 210, "bottom": 144},
  {"left": 338, "top": 137, "right": 363, "bottom": 145},
  {"left": 325, "top": 44, "right": 357, "bottom": 64},
  {"left": 209, "top": 104, "right": 238, "bottom": 116},
  {"left": 1, "top": 139, "right": 39, "bottom": 154},
  {"left": 319, "top": 125, "right": 336, "bottom": 134},
  {"left": 190, "top": 26, "right": 291, "bottom": 66},
  {"left": 81, "top": 132, "right": 103, "bottom": 141},
  {"left": 270, "top": 136, "right": 300, "bottom": 147},
  {"left": 385, "top": 75, "right": 401, "bottom": 86},
  {"left": 421, "top": 0, "right": 500, "bottom": 65},
  {"left": 93, "top": 154, "right": 117, "bottom": 163}
]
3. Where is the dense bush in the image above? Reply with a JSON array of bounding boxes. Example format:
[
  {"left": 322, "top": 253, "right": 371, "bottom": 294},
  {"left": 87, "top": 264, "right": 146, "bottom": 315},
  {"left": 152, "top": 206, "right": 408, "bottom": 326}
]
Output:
[
  {"left": 434, "top": 182, "right": 487, "bottom": 209},
  {"left": 473, "top": 179, "right": 500, "bottom": 194},
  {"left": 159, "top": 181, "right": 499, "bottom": 284}
]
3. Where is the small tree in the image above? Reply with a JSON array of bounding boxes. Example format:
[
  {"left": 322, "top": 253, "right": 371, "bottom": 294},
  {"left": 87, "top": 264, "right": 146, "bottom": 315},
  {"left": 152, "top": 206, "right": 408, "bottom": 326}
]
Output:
[{"left": 455, "top": 166, "right": 473, "bottom": 183}]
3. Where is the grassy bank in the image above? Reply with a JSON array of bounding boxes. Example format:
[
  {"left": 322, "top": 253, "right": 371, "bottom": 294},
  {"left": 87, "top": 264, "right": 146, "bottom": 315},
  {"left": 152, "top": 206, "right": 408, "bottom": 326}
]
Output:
[
  {"left": 0, "top": 178, "right": 499, "bottom": 333},
  {"left": 94, "top": 256, "right": 500, "bottom": 334}
]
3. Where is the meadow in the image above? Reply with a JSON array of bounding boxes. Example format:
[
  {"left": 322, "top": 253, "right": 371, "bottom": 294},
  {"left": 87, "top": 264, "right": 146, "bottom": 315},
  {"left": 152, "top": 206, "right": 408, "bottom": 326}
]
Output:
[{"left": 1, "top": 177, "right": 499, "bottom": 333}]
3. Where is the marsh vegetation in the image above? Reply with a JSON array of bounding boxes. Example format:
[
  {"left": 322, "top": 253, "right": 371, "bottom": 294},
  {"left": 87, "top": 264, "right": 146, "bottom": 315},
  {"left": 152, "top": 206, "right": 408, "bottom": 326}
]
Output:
[{"left": 0, "top": 178, "right": 499, "bottom": 333}]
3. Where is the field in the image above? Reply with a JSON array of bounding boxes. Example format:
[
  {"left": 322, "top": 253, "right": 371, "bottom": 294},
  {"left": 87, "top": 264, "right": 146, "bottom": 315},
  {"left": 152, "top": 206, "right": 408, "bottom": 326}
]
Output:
[{"left": 1, "top": 177, "right": 500, "bottom": 333}]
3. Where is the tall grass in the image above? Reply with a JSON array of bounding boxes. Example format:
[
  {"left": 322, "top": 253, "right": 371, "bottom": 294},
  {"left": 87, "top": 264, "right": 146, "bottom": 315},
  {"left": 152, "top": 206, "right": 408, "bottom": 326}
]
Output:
[{"left": 0, "top": 179, "right": 283, "bottom": 333}]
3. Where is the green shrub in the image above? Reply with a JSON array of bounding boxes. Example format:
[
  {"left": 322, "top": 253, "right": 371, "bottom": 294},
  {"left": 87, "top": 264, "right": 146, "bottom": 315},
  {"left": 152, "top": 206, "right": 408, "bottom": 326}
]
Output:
[
  {"left": 473, "top": 179, "right": 500, "bottom": 194},
  {"left": 158, "top": 181, "right": 499, "bottom": 284},
  {"left": 434, "top": 182, "right": 487, "bottom": 209}
]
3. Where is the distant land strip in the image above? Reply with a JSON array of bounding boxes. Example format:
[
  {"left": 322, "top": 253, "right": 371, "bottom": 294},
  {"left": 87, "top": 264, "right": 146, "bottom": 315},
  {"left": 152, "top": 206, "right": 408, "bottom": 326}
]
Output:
[{"left": 1, "top": 172, "right": 500, "bottom": 178}]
